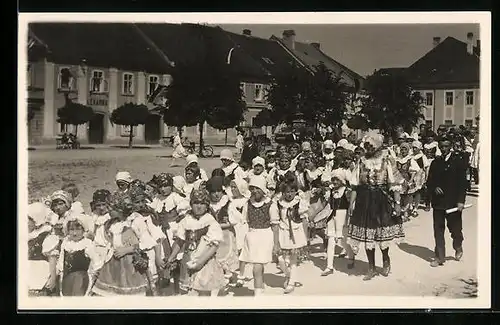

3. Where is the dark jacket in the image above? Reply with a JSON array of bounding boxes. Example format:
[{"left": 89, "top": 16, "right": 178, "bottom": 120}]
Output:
[
  {"left": 240, "top": 143, "right": 259, "bottom": 166},
  {"left": 426, "top": 153, "right": 468, "bottom": 210}
]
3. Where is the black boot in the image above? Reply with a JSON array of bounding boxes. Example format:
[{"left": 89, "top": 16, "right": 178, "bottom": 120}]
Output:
[
  {"left": 363, "top": 249, "right": 376, "bottom": 281},
  {"left": 381, "top": 248, "right": 391, "bottom": 277}
]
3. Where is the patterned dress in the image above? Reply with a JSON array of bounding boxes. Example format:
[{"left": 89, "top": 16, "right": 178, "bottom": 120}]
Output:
[
  {"left": 347, "top": 151, "right": 405, "bottom": 252},
  {"left": 177, "top": 213, "right": 226, "bottom": 292}
]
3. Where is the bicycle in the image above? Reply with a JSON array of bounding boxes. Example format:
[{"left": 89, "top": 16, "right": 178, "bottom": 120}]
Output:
[{"left": 186, "top": 141, "right": 214, "bottom": 158}]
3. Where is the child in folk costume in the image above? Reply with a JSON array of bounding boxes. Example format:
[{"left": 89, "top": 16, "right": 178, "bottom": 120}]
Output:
[
  {"left": 115, "top": 171, "right": 133, "bottom": 195},
  {"left": 89, "top": 189, "right": 112, "bottom": 261},
  {"left": 148, "top": 173, "right": 190, "bottom": 294},
  {"left": 228, "top": 178, "right": 251, "bottom": 255},
  {"left": 62, "top": 182, "right": 85, "bottom": 215},
  {"left": 265, "top": 150, "right": 277, "bottom": 173},
  {"left": 92, "top": 192, "right": 157, "bottom": 296},
  {"left": 267, "top": 152, "right": 296, "bottom": 199},
  {"left": 42, "top": 190, "right": 89, "bottom": 295},
  {"left": 165, "top": 189, "right": 226, "bottom": 296},
  {"left": 322, "top": 140, "right": 336, "bottom": 173},
  {"left": 289, "top": 143, "right": 302, "bottom": 171},
  {"left": 56, "top": 214, "right": 102, "bottom": 296},
  {"left": 320, "top": 170, "right": 355, "bottom": 276},
  {"left": 410, "top": 141, "right": 430, "bottom": 217},
  {"left": 183, "top": 164, "right": 205, "bottom": 198},
  {"left": 28, "top": 202, "right": 58, "bottom": 296},
  {"left": 186, "top": 154, "right": 209, "bottom": 182},
  {"left": 395, "top": 143, "right": 421, "bottom": 221},
  {"left": 220, "top": 149, "right": 247, "bottom": 182},
  {"left": 270, "top": 175, "right": 310, "bottom": 294},
  {"left": 246, "top": 156, "right": 268, "bottom": 183},
  {"left": 237, "top": 177, "right": 277, "bottom": 295},
  {"left": 206, "top": 176, "right": 240, "bottom": 282}
]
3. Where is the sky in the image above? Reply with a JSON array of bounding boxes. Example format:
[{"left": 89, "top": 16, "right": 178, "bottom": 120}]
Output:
[{"left": 217, "top": 24, "right": 480, "bottom": 77}]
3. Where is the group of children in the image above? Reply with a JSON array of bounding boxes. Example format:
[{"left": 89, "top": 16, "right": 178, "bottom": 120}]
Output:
[{"left": 27, "top": 129, "right": 476, "bottom": 297}]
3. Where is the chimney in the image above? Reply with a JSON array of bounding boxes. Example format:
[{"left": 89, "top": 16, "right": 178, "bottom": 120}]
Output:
[
  {"left": 282, "top": 29, "right": 296, "bottom": 49},
  {"left": 476, "top": 39, "right": 480, "bottom": 55},
  {"left": 466, "top": 32, "right": 474, "bottom": 55},
  {"left": 311, "top": 42, "right": 320, "bottom": 50},
  {"left": 432, "top": 37, "right": 441, "bottom": 48},
  {"left": 242, "top": 29, "right": 251, "bottom": 36}
]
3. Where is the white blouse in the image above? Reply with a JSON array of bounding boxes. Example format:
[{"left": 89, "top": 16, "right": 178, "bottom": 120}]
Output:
[
  {"left": 270, "top": 196, "right": 309, "bottom": 230},
  {"left": 56, "top": 237, "right": 103, "bottom": 277},
  {"left": 176, "top": 213, "right": 224, "bottom": 246}
]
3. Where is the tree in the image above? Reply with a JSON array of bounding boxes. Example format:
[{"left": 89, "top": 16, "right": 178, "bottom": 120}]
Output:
[
  {"left": 266, "top": 62, "right": 350, "bottom": 130},
  {"left": 110, "top": 103, "right": 151, "bottom": 148},
  {"left": 357, "top": 70, "right": 424, "bottom": 138},
  {"left": 162, "top": 26, "right": 246, "bottom": 156},
  {"left": 56, "top": 101, "right": 94, "bottom": 136}
]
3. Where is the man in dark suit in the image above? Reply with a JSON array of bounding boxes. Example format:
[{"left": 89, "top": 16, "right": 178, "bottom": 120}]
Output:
[
  {"left": 239, "top": 136, "right": 259, "bottom": 168},
  {"left": 425, "top": 135, "right": 468, "bottom": 267}
]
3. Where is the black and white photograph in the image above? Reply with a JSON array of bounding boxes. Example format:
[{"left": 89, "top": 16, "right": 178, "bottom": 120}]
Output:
[{"left": 18, "top": 12, "right": 491, "bottom": 309}]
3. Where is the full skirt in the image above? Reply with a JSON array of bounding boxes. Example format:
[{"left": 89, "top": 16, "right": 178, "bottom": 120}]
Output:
[
  {"left": 215, "top": 229, "right": 240, "bottom": 273},
  {"left": 239, "top": 228, "right": 274, "bottom": 264},
  {"left": 347, "top": 186, "right": 404, "bottom": 251}
]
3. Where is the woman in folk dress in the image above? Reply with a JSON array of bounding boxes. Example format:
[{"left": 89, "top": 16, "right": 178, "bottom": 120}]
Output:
[{"left": 347, "top": 133, "right": 404, "bottom": 281}]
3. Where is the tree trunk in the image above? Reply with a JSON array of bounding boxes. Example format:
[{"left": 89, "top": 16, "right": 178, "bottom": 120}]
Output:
[
  {"left": 198, "top": 122, "right": 204, "bottom": 157},
  {"left": 129, "top": 125, "right": 134, "bottom": 148},
  {"left": 74, "top": 124, "right": 78, "bottom": 137},
  {"left": 225, "top": 129, "right": 228, "bottom": 146}
]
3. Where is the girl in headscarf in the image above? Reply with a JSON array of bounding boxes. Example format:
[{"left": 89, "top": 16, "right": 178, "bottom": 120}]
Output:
[
  {"left": 395, "top": 142, "right": 421, "bottom": 221},
  {"left": 220, "top": 149, "right": 247, "bottom": 182},
  {"left": 206, "top": 177, "right": 240, "bottom": 284},
  {"left": 185, "top": 154, "right": 209, "bottom": 181},
  {"left": 236, "top": 176, "right": 277, "bottom": 295},
  {"left": 246, "top": 156, "right": 268, "bottom": 184},
  {"left": 411, "top": 141, "right": 430, "bottom": 217},
  {"left": 165, "top": 189, "right": 226, "bottom": 296},
  {"left": 41, "top": 190, "right": 79, "bottom": 295},
  {"left": 270, "top": 174, "right": 310, "bottom": 294},
  {"left": 56, "top": 214, "right": 102, "bottom": 296},
  {"left": 320, "top": 169, "right": 355, "bottom": 276},
  {"left": 170, "top": 129, "right": 187, "bottom": 167},
  {"left": 115, "top": 171, "right": 132, "bottom": 195},
  {"left": 347, "top": 132, "right": 404, "bottom": 281},
  {"left": 91, "top": 192, "right": 157, "bottom": 296}
]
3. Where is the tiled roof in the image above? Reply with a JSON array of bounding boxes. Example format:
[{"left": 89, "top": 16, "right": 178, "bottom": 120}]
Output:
[
  {"left": 28, "top": 23, "right": 172, "bottom": 74},
  {"left": 406, "top": 37, "right": 479, "bottom": 87},
  {"left": 135, "top": 23, "right": 270, "bottom": 81},
  {"left": 270, "top": 35, "right": 364, "bottom": 89},
  {"left": 221, "top": 30, "right": 301, "bottom": 79}
]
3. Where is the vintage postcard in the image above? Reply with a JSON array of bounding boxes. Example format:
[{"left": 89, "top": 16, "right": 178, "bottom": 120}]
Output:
[{"left": 18, "top": 12, "right": 491, "bottom": 310}]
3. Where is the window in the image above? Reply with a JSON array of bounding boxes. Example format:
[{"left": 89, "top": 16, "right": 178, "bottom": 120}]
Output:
[
  {"left": 122, "top": 73, "right": 134, "bottom": 95},
  {"left": 465, "top": 119, "right": 473, "bottom": 127},
  {"left": 121, "top": 125, "right": 137, "bottom": 137},
  {"left": 425, "top": 120, "right": 433, "bottom": 129},
  {"left": 27, "top": 64, "right": 32, "bottom": 87},
  {"left": 445, "top": 91, "right": 454, "bottom": 106},
  {"left": 254, "top": 84, "right": 264, "bottom": 102},
  {"left": 58, "top": 67, "right": 75, "bottom": 90},
  {"left": 425, "top": 92, "right": 433, "bottom": 106},
  {"left": 148, "top": 75, "right": 159, "bottom": 96},
  {"left": 444, "top": 120, "right": 453, "bottom": 125},
  {"left": 90, "top": 70, "right": 108, "bottom": 93},
  {"left": 466, "top": 91, "right": 474, "bottom": 106}
]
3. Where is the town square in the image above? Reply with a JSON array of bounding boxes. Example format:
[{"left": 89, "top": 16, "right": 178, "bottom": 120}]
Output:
[{"left": 24, "top": 16, "right": 483, "bottom": 301}]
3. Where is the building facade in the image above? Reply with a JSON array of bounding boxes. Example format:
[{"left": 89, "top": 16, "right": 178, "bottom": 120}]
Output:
[
  {"left": 26, "top": 23, "right": 364, "bottom": 145},
  {"left": 405, "top": 33, "right": 480, "bottom": 131}
]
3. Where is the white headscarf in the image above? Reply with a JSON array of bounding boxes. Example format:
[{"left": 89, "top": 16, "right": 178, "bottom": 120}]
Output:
[{"left": 232, "top": 178, "right": 251, "bottom": 198}]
